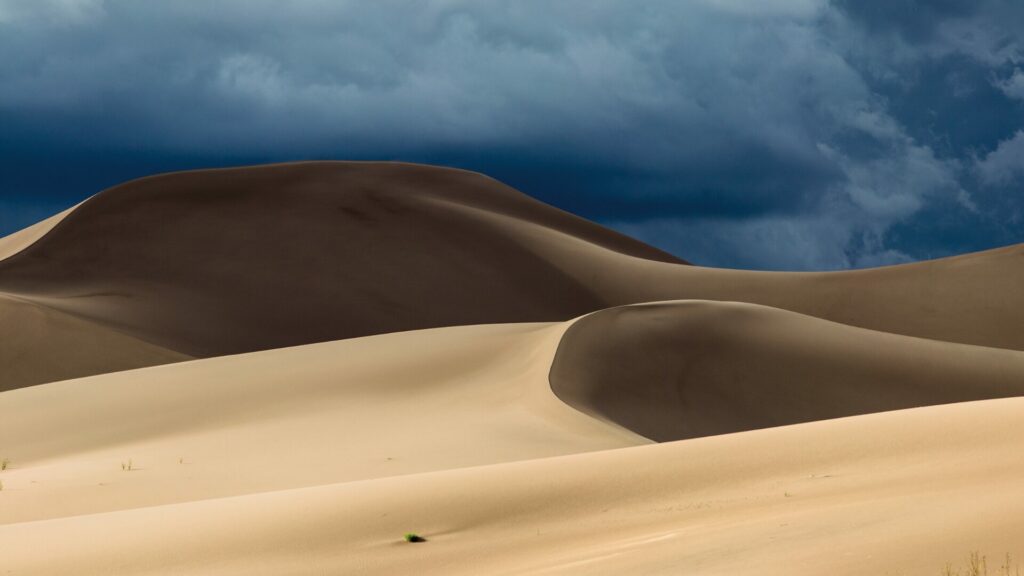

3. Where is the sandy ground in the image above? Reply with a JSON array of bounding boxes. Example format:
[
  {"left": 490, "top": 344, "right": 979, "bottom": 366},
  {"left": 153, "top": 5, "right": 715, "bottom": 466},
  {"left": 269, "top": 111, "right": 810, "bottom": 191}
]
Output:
[
  {"left": 3, "top": 314, "right": 1024, "bottom": 575},
  {"left": 2, "top": 162, "right": 1023, "bottom": 575},
  {"left": 0, "top": 322, "right": 640, "bottom": 526}
]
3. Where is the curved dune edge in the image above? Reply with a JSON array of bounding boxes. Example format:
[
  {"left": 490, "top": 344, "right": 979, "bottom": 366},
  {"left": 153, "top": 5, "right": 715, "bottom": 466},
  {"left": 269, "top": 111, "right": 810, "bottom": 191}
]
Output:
[
  {"left": 5, "top": 298, "right": 1024, "bottom": 520},
  {"left": 0, "top": 292, "right": 191, "bottom": 391},
  {"left": 0, "top": 161, "right": 684, "bottom": 364},
  {"left": 549, "top": 300, "right": 1024, "bottom": 441},
  {"left": 0, "top": 321, "right": 644, "bottom": 525},
  {"left": 653, "top": 242, "right": 1024, "bottom": 351},
  {"left": 4, "top": 397, "right": 1024, "bottom": 575},
  {"left": 3, "top": 307, "right": 1024, "bottom": 574},
  {"left": 2, "top": 160, "right": 1024, "bottom": 575},
  {"left": 0, "top": 202, "right": 81, "bottom": 263},
  {"left": 0, "top": 200, "right": 196, "bottom": 390},
  {"left": 1, "top": 162, "right": 1024, "bottom": 389}
]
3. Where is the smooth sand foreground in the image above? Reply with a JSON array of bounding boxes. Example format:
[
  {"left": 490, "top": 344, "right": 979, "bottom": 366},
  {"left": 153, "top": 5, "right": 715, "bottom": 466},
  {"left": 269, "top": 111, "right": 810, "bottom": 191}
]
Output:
[
  {"left": 0, "top": 322, "right": 640, "bottom": 526},
  {"left": 9, "top": 397, "right": 1024, "bottom": 575},
  {"left": 4, "top": 302, "right": 1024, "bottom": 574}
]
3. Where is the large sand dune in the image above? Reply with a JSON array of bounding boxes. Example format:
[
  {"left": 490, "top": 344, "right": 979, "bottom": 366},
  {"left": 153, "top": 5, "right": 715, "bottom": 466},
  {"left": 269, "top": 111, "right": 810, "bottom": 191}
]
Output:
[
  {"left": 3, "top": 162, "right": 1024, "bottom": 574},
  {"left": 3, "top": 310, "right": 1024, "bottom": 575},
  {"left": 551, "top": 300, "right": 1024, "bottom": 440},
  {"left": 2, "top": 162, "right": 1023, "bottom": 388},
  {"left": 0, "top": 322, "right": 640, "bottom": 525},
  {"left": 0, "top": 162, "right": 679, "bottom": 358}
]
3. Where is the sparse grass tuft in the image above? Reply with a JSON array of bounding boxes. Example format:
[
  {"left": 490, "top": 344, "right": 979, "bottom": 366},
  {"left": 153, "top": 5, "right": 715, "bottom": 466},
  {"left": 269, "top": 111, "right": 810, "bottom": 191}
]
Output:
[
  {"left": 121, "top": 459, "right": 134, "bottom": 472},
  {"left": 404, "top": 533, "right": 426, "bottom": 543},
  {"left": 943, "top": 552, "right": 1020, "bottom": 576},
  {"left": 1, "top": 458, "right": 9, "bottom": 471}
]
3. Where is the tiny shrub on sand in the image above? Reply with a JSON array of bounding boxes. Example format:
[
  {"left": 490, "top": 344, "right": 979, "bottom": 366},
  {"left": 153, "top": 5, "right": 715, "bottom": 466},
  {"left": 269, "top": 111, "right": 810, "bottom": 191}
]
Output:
[{"left": 404, "top": 533, "right": 426, "bottom": 543}]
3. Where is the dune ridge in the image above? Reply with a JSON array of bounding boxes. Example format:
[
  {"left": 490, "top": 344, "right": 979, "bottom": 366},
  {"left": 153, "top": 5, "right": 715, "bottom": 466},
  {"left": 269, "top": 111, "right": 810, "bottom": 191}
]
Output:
[
  {"left": 0, "top": 203, "right": 78, "bottom": 263},
  {"left": 550, "top": 300, "right": 1024, "bottom": 441},
  {"left": 2, "top": 162, "right": 1023, "bottom": 390},
  {"left": 0, "top": 321, "right": 641, "bottom": 525},
  {"left": 0, "top": 162, "right": 683, "bottom": 383},
  {"left": 0, "top": 292, "right": 191, "bottom": 391},
  {"left": 3, "top": 161, "right": 1024, "bottom": 575},
  {"left": 5, "top": 303, "right": 1024, "bottom": 574}
]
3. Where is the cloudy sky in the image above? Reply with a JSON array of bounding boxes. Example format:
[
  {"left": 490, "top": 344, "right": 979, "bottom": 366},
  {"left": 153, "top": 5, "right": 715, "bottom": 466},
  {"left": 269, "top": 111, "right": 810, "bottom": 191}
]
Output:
[{"left": 2, "top": 0, "right": 1023, "bottom": 270}]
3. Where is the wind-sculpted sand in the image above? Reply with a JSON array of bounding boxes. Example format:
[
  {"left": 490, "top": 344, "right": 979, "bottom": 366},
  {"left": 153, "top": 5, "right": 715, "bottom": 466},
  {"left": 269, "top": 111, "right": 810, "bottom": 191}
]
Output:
[
  {"left": 2, "top": 162, "right": 1022, "bottom": 575},
  {"left": 0, "top": 204, "right": 78, "bottom": 263},
  {"left": 0, "top": 292, "right": 190, "bottom": 391},
  {"left": 550, "top": 300, "right": 1024, "bottom": 440}
]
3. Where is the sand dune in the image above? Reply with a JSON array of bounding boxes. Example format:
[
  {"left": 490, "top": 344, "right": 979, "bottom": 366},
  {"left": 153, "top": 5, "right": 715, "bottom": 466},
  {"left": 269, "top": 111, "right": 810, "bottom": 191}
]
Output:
[
  {"left": 644, "top": 244, "right": 1024, "bottom": 351},
  {"left": 0, "top": 162, "right": 680, "bottom": 361},
  {"left": 2, "top": 162, "right": 1023, "bottom": 388},
  {"left": 0, "top": 204, "right": 76, "bottom": 263},
  {"left": 5, "top": 304, "right": 1024, "bottom": 574},
  {"left": 5, "top": 371, "right": 1024, "bottom": 574},
  {"left": 551, "top": 300, "right": 1024, "bottom": 440},
  {"left": 0, "top": 321, "right": 640, "bottom": 525},
  {"left": 3, "top": 162, "right": 1024, "bottom": 574},
  {"left": 0, "top": 292, "right": 190, "bottom": 391}
]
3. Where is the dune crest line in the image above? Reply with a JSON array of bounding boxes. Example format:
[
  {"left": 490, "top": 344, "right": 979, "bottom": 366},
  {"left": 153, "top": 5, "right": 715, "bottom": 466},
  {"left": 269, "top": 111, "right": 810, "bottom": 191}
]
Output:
[
  {"left": 550, "top": 300, "right": 1024, "bottom": 441},
  {"left": 2, "top": 162, "right": 1024, "bottom": 390},
  {"left": 3, "top": 161, "right": 1024, "bottom": 575},
  {"left": 0, "top": 203, "right": 81, "bottom": 263}
]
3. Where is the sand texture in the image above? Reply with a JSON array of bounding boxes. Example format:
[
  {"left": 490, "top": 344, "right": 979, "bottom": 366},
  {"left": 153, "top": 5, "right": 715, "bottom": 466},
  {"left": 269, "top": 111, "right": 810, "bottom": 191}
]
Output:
[{"left": 2, "top": 162, "right": 1022, "bottom": 575}]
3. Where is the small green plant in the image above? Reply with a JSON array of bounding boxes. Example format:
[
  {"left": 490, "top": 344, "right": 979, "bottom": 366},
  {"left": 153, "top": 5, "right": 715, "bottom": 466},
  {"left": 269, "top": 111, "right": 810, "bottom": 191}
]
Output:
[{"left": 403, "top": 533, "right": 426, "bottom": 543}]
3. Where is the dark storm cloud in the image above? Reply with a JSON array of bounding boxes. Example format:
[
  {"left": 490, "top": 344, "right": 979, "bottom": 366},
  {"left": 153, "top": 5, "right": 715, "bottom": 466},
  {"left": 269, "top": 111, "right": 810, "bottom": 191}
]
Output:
[
  {"left": 820, "top": 0, "right": 1024, "bottom": 264},
  {"left": 831, "top": 0, "right": 976, "bottom": 41},
  {"left": 0, "top": 0, "right": 1022, "bottom": 269}
]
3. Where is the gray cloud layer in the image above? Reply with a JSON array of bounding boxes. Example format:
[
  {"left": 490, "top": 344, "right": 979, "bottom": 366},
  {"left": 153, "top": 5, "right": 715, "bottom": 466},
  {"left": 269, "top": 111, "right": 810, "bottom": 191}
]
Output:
[{"left": 1, "top": 0, "right": 1022, "bottom": 269}]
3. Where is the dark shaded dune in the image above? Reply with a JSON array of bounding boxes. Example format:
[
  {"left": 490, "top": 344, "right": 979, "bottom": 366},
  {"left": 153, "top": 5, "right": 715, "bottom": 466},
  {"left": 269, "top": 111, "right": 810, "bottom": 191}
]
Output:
[
  {"left": 0, "top": 293, "right": 191, "bottom": 391},
  {"left": 549, "top": 300, "right": 1024, "bottom": 441},
  {"left": 0, "top": 161, "right": 682, "bottom": 363},
  {"left": 645, "top": 244, "right": 1024, "bottom": 351},
  {"left": 2, "top": 160, "right": 1024, "bottom": 390}
]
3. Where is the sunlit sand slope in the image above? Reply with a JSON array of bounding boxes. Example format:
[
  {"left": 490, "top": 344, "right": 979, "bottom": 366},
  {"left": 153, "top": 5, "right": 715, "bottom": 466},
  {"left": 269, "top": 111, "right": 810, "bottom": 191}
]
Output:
[
  {"left": 5, "top": 396, "right": 1023, "bottom": 576},
  {"left": 0, "top": 322, "right": 641, "bottom": 525}
]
